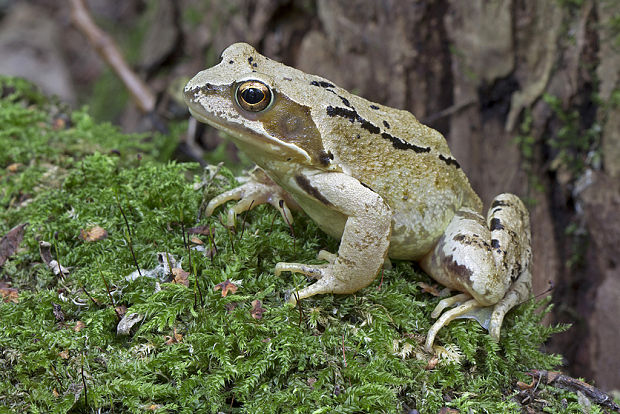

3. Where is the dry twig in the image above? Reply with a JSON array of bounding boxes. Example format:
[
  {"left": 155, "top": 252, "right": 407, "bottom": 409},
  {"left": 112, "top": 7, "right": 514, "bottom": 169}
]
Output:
[{"left": 69, "top": 0, "right": 156, "bottom": 113}]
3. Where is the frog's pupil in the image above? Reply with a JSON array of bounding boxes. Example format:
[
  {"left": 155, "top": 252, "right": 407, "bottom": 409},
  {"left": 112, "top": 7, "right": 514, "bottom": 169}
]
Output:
[{"left": 242, "top": 88, "right": 264, "bottom": 104}]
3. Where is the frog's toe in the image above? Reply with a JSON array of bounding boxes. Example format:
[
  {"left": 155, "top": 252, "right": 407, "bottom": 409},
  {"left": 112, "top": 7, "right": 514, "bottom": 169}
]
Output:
[
  {"left": 286, "top": 272, "right": 349, "bottom": 305},
  {"left": 425, "top": 298, "right": 481, "bottom": 353},
  {"left": 316, "top": 250, "right": 337, "bottom": 263},
  {"left": 275, "top": 262, "right": 328, "bottom": 279},
  {"left": 430, "top": 293, "right": 471, "bottom": 318},
  {"left": 205, "top": 188, "right": 243, "bottom": 217}
]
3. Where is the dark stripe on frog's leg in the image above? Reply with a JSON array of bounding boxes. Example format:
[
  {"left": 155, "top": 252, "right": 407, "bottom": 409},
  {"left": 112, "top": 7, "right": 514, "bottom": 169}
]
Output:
[
  {"left": 295, "top": 175, "right": 333, "bottom": 206},
  {"left": 318, "top": 150, "right": 334, "bottom": 166},
  {"left": 490, "top": 217, "right": 504, "bottom": 231}
]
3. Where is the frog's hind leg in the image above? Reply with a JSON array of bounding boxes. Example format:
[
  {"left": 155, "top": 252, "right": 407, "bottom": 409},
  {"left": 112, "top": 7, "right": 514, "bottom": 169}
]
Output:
[
  {"left": 486, "top": 193, "right": 532, "bottom": 340},
  {"left": 420, "top": 193, "right": 531, "bottom": 349}
]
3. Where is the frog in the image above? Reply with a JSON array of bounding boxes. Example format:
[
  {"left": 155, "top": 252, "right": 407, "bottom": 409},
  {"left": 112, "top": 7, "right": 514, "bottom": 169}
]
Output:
[{"left": 184, "top": 43, "right": 532, "bottom": 352}]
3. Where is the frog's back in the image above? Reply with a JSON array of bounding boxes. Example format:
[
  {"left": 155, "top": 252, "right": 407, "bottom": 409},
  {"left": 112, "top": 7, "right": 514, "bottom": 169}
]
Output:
[{"left": 198, "top": 43, "right": 481, "bottom": 259}]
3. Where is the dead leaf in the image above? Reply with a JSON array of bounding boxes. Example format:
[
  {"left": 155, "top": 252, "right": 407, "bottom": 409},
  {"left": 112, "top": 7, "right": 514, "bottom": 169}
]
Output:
[
  {"left": 117, "top": 312, "right": 143, "bottom": 335},
  {"left": 214, "top": 279, "right": 237, "bottom": 297},
  {"left": 425, "top": 356, "right": 439, "bottom": 370},
  {"left": 418, "top": 282, "right": 441, "bottom": 297},
  {"left": 224, "top": 302, "right": 237, "bottom": 313},
  {"left": 48, "top": 260, "right": 71, "bottom": 277},
  {"left": 6, "top": 163, "right": 22, "bottom": 173},
  {"left": 190, "top": 236, "right": 203, "bottom": 245},
  {"left": 250, "top": 299, "right": 265, "bottom": 319},
  {"left": 187, "top": 225, "right": 212, "bottom": 235},
  {"left": 146, "top": 404, "right": 161, "bottom": 411},
  {"left": 52, "top": 387, "right": 60, "bottom": 398},
  {"left": 172, "top": 268, "right": 189, "bottom": 287},
  {"left": 79, "top": 225, "right": 108, "bottom": 242},
  {"left": 115, "top": 304, "right": 128, "bottom": 317},
  {"left": 165, "top": 328, "right": 183, "bottom": 345},
  {"left": 38, "top": 241, "right": 53, "bottom": 265},
  {"left": 58, "top": 350, "right": 69, "bottom": 359},
  {"left": 52, "top": 303, "right": 65, "bottom": 322},
  {"left": 74, "top": 321, "right": 86, "bottom": 332},
  {"left": 307, "top": 377, "right": 317, "bottom": 388},
  {"left": 0, "top": 223, "right": 28, "bottom": 266},
  {"left": 438, "top": 408, "right": 459, "bottom": 414},
  {"left": 517, "top": 379, "right": 535, "bottom": 390},
  {"left": 52, "top": 117, "right": 66, "bottom": 130},
  {"left": 0, "top": 287, "right": 19, "bottom": 303}
]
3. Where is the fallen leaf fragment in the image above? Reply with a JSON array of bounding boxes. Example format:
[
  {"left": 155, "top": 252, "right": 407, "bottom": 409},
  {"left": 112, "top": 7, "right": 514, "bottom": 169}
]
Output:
[
  {"left": 517, "top": 379, "right": 535, "bottom": 390},
  {"left": 0, "top": 287, "right": 19, "bottom": 303},
  {"left": 172, "top": 268, "right": 189, "bottom": 287},
  {"left": 74, "top": 321, "right": 86, "bottom": 332},
  {"left": 52, "top": 303, "right": 65, "bottom": 322},
  {"left": 117, "top": 312, "right": 143, "bottom": 335},
  {"left": 0, "top": 223, "right": 28, "bottom": 266},
  {"left": 250, "top": 299, "right": 265, "bottom": 319},
  {"left": 6, "top": 163, "right": 22, "bottom": 173},
  {"left": 438, "top": 408, "right": 459, "bottom": 414},
  {"left": 418, "top": 282, "right": 441, "bottom": 297},
  {"left": 79, "top": 225, "right": 108, "bottom": 242},
  {"left": 49, "top": 260, "right": 71, "bottom": 277},
  {"left": 214, "top": 279, "right": 237, "bottom": 297},
  {"left": 425, "top": 356, "right": 439, "bottom": 370},
  {"left": 58, "top": 350, "right": 69, "bottom": 359},
  {"left": 165, "top": 328, "right": 183, "bottom": 345},
  {"left": 190, "top": 236, "right": 203, "bottom": 245},
  {"left": 39, "top": 241, "right": 71, "bottom": 277},
  {"left": 38, "top": 241, "right": 53, "bottom": 264},
  {"left": 115, "top": 304, "right": 128, "bottom": 317},
  {"left": 52, "top": 388, "right": 60, "bottom": 398},
  {"left": 187, "top": 225, "right": 212, "bottom": 236}
]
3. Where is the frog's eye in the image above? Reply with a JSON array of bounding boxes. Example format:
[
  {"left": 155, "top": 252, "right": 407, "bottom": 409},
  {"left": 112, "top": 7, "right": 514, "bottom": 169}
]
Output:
[{"left": 235, "top": 80, "right": 273, "bottom": 112}]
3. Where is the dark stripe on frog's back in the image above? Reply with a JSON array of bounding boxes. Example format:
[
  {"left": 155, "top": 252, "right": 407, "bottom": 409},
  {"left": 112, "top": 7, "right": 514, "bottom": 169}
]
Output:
[
  {"left": 258, "top": 93, "right": 331, "bottom": 166},
  {"left": 295, "top": 175, "right": 333, "bottom": 206},
  {"left": 324, "top": 103, "right": 460, "bottom": 168}
]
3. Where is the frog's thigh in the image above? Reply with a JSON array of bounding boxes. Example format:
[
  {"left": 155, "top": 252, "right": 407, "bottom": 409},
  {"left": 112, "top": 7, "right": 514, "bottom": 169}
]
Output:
[
  {"left": 421, "top": 193, "right": 531, "bottom": 307},
  {"left": 420, "top": 209, "right": 506, "bottom": 306},
  {"left": 283, "top": 172, "right": 391, "bottom": 302}
]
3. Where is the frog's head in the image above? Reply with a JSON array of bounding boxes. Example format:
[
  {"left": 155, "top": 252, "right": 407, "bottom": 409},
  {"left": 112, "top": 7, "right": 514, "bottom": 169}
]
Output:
[{"left": 184, "top": 43, "right": 332, "bottom": 167}]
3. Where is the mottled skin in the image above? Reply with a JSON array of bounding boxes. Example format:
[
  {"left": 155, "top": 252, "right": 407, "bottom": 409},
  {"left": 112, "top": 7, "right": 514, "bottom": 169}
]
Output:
[{"left": 184, "top": 43, "right": 532, "bottom": 352}]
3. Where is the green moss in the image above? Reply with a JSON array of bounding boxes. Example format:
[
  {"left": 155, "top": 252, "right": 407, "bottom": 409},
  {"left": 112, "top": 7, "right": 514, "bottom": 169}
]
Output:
[{"left": 0, "top": 77, "right": 585, "bottom": 413}]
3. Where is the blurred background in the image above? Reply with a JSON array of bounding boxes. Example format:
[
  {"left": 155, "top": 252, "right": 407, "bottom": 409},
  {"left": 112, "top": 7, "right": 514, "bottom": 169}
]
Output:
[{"left": 1, "top": 0, "right": 618, "bottom": 391}]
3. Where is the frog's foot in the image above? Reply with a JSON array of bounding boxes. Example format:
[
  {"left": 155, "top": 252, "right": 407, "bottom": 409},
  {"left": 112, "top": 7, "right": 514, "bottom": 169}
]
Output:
[
  {"left": 275, "top": 261, "right": 329, "bottom": 280},
  {"left": 276, "top": 261, "right": 350, "bottom": 306},
  {"left": 274, "top": 250, "right": 335, "bottom": 281},
  {"left": 205, "top": 168, "right": 296, "bottom": 226},
  {"left": 425, "top": 298, "right": 481, "bottom": 352}
]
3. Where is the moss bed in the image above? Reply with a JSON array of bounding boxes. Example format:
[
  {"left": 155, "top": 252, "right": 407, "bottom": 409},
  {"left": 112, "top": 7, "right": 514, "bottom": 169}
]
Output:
[{"left": 0, "top": 77, "right": 600, "bottom": 413}]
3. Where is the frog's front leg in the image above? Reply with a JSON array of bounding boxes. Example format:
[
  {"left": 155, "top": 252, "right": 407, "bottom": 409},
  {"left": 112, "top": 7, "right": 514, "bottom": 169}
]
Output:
[
  {"left": 276, "top": 172, "right": 392, "bottom": 305},
  {"left": 206, "top": 167, "right": 299, "bottom": 226},
  {"left": 420, "top": 193, "right": 531, "bottom": 352}
]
